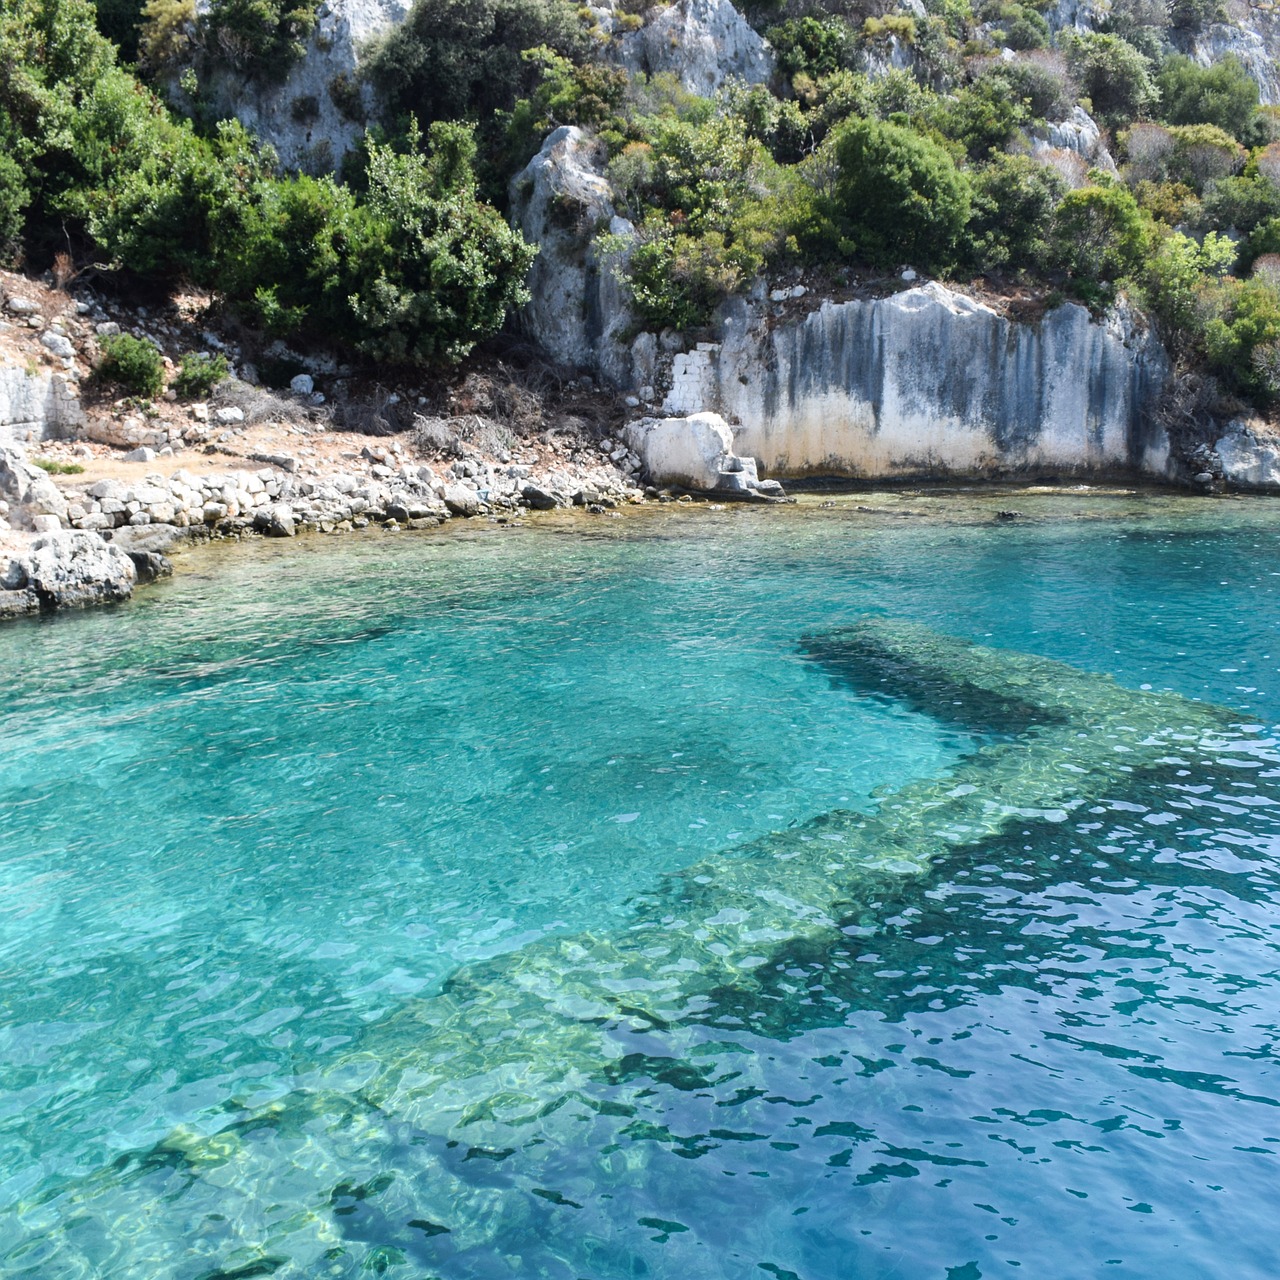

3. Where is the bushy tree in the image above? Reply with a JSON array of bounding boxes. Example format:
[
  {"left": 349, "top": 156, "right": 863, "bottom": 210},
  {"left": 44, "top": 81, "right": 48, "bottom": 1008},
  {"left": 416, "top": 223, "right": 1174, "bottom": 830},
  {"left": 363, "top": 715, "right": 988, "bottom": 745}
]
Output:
[
  {"left": 1204, "top": 278, "right": 1280, "bottom": 399},
  {"left": 200, "top": 0, "right": 318, "bottom": 82},
  {"left": 1064, "top": 32, "right": 1157, "bottom": 129},
  {"left": 966, "top": 153, "right": 1064, "bottom": 272},
  {"left": 829, "top": 115, "right": 971, "bottom": 270},
  {"left": 767, "top": 16, "right": 858, "bottom": 80},
  {"left": 0, "top": 155, "right": 28, "bottom": 254},
  {"left": 607, "top": 113, "right": 810, "bottom": 330},
  {"left": 1051, "top": 180, "right": 1153, "bottom": 287},
  {"left": 931, "top": 74, "right": 1031, "bottom": 159},
  {"left": 349, "top": 121, "right": 537, "bottom": 364},
  {"left": 1156, "top": 54, "right": 1260, "bottom": 144},
  {"left": 367, "top": 0, "right": 588, "bottom": 131}
]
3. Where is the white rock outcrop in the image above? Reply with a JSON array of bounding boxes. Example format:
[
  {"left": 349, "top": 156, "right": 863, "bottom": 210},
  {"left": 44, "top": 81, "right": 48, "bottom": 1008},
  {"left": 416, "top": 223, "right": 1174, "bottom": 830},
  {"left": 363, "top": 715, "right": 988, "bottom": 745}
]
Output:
[
  {"left": 656, "top": 282, "right": 1172, "bottom": 481},
  {"left": 1214, "top": 420, "right": 1280, "bottom": 489},
  {"left": 1, "top": 531, "right": 137, "bottom": 617},
  {"left": 194, "top": 0, "right": 410, "bottom": 172},
  {"left": 1031, "top": 106, "right": 1117, "bottom": 175},
  {"left": 612, "top": 0, "right": 773, "bottom": 95},
  {"left": 26, "top": 531, "right": 137, "bottom": 609},
  {"left": 511, "top": 126, "right": 635, "bottom": 381},
  {"left": 0, "top": 366, "right": 85, "bottom": 445},
  {"left": 1194, "top": 20, "right": 1280, "bottom": 106},
  {"left": 0, "top": 445, "right": 70, "bottom": 529},
  {"left": 622, "top": 411, "right": 782, "bottom": 496}
]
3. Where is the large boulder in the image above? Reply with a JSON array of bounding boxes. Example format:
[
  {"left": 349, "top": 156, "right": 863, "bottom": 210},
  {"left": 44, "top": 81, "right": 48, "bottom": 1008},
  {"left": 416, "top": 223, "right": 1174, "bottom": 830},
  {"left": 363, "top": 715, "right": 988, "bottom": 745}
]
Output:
[
  {"left": 613, "top": 0, "right": 773, "bottom": 96},
  {"left": 20, "top": 531, "right": 136, "bottom": 611},
  {"left": 1215, "top": 421, "right": 1280, "bottom": 490},
  {"left": 511, "top": 126, "right": 635, "bottom": 381},
  {"left": 623, "top": 412, "right": 783, "bottom": 497},
  {"left": 0, "top": 445, "right": 69, "bottom": 528}
]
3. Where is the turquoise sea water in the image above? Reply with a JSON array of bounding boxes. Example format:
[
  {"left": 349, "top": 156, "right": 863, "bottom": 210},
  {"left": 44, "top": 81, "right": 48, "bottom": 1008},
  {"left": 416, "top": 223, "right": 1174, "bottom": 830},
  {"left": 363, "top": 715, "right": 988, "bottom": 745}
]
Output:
[{"left": 2, "top": 491, "right": 1280, "bottom": 1278}]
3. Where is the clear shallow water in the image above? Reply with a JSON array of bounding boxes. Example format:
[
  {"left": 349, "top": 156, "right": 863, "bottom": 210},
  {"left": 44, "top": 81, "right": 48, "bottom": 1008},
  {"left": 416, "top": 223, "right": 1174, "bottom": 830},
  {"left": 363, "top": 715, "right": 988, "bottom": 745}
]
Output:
[{"left": 1, "top": 492, "right": 1280, "bottom": 1277}]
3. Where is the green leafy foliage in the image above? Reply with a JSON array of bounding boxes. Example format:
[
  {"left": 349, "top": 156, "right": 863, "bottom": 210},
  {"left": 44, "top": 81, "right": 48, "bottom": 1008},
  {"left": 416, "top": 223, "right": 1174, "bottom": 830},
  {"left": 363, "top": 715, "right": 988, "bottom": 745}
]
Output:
[
  {"left": 766, "top": 16, "right": 857, "bottom": 80},
  {"left": 173, "top": 351, "right": 229, "bottom": 397},
  {"left": 0, "top": 154, "right": 28, "bottom": 254},
  {"left": 200, "top": 0, "right": 318, "bottom": 82},
  {"left": 348, "top": 121, "right": 538, "bottom": 364},
  {"left": 1204, "top": 278, "right": 1280, "bottom": 399},
  {"left": 606, "top": 112, "right": 812, "bottom": 330},
  {"left": 97, "top": 333, "right": 164, "bottom": 396},
  {"left": 1050, "top": 181, "right": 1152, "bottom": 291},
  {"left": 829, "top": 116, "right": 971, "bottom": 270},
  {"left": 367, "top": 0, "right": 588, "bottom": 131},
  {"left": 1156, "top": 54, "right": 1260, "bottom": 143},
  {"left": 1064, "top": 32, "right": 1157, "bottom": 129},
  {"left": 965, "top": 152, "right": 1064, "bottom": 271}
]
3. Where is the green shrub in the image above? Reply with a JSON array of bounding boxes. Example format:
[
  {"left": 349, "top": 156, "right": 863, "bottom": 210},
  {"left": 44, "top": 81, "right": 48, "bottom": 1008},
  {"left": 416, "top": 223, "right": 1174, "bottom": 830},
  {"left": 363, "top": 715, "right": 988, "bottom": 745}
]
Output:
[
  {"left": 1164, "top": 122, "right": 1245, "bottom": 192},
  {"left": 94, "top": 0, "right": 148, "bottom": 59},
  {"left": 767, "top": 16, "right": 857, "bottom": 80},
  {"left": 173, "top": 351, "right": 229, "bottom": 398},
  {"left": 1004, "top": 12, "right": 1049, "bottom": 49},
  {"left": 0, "top": 153, "right": 28, "bottom": 253},
  {"left": 1156, "top": 54, "right": 1260, "bottom": 144},
  {"left": 1064, "top": 32, "right": 1157, "bottom": 129},
  {"left": 367, "top": 0, "right": 588, "bottom": 133},
  {"left": 932, "top": 74, "right": 1031, "bottom": 159},
  {"left": 1140, "top": 228, "right": 1235, "bottom": 341},
  {"left": 1050, "top": 181, "right": 1153, "bottom": 287},
  {"left": 1168, "top": 0, "right": 1226, "bottom": 34},
  {"left": 98, "top": 333, "right": 164, "bottom": 396},
  {"left": 965, "top": 152, "right": 1064, "bottom": 271},
  {"left": 976, "top": 56, "right": 1073, "bottom": 120},
  {"left": 32, "top": 457, "right": 85, "bottom": 474},
  {"left": 1204, "top": 277, "right": 1280, "bottom": 398},
  {"left": 829, "top": 115, "right": 971, "bottom": 270},
  {"left": 347, "top": 120, "right": 538, "bottom": 365},
  {"left": 1199, "top": 174, "right": 1280, "bottom": 234},
  {"left": 201, "top": 0, "right": 319, "bottom": 82}
]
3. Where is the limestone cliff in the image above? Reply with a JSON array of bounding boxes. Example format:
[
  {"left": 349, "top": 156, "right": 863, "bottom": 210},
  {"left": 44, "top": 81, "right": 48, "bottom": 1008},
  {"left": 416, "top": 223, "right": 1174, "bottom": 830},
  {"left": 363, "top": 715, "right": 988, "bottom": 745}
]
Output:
[{"left": 657, "top": 283, "right": 1174, "bottom": 482}]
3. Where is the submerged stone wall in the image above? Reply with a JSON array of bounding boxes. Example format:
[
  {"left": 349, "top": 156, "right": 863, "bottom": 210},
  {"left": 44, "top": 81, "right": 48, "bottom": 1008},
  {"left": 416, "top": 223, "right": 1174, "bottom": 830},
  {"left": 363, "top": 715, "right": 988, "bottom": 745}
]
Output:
[{"left": 659, "top": 282, "right": 1175, "bottom": 482}]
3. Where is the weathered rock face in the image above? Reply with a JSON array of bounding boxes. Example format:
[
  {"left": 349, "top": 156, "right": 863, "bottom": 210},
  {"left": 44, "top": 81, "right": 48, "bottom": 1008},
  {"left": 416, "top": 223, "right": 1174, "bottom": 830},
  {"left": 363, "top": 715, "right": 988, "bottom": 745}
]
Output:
[
  {"left": 510, "top": 127, "right": 635, "bottom": 382},
  {"left": 623, "top": 411, "right": 783, "bottom": 496},
  {"left": 654, "top": 282, "right": 1172, "bottom": 481},
  {"left": 1193, "top": 18, "right": 1280, "bottom": 106},
  {"left": 1213, "top": 420, "right": 1280, "bottom": 489},
  {"left": 611, "top": 0, "right": 774, "bottom": 95},
  {"left": 0, "top": 366, "right": 84, "bottom": 445},
  {"left": 2, "top": 531, "right": 137, "bottom": 617},
  {"left": 194, "top": 0, "right": 409, "bottom": 173},
  {"left": 0, "top": 445, "right": 70, "bottom": 529},
  {"left": 1031, "top": 106, "right": 1117, "bottom": 176}
]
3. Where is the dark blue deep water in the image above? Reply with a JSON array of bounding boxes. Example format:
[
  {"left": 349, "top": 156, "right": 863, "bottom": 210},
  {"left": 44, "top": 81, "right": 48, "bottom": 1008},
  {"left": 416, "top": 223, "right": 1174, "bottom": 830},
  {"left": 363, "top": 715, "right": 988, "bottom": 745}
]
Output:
[{"left": 2, "top": 492, "right": 1280, "bottom": 1278}]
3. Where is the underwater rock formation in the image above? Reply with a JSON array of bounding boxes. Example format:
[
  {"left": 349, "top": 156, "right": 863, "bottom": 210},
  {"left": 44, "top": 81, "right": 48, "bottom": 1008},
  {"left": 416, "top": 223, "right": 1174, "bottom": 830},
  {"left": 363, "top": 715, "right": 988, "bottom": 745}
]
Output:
[{"left": 24, "top": 622, "right": 1256, "bottom": 1273}]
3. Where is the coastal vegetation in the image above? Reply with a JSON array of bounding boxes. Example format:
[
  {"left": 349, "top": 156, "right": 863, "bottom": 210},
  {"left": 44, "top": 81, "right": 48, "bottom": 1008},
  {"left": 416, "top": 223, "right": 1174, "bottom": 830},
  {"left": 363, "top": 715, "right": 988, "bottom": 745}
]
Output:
[{"left": 4, "top": 0, "right": 1280, "bottom": 407}]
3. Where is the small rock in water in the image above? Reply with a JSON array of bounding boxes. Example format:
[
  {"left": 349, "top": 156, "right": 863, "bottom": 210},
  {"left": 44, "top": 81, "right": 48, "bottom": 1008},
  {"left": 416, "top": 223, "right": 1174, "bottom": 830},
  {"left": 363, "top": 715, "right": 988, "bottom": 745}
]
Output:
[{"left": 994, "top": 510, "right": 1021, "bottom": 522}]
